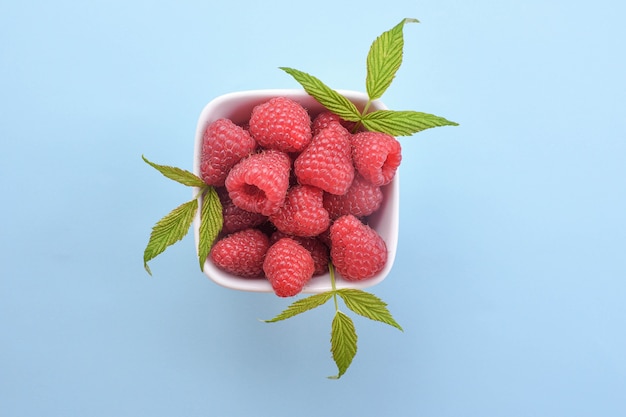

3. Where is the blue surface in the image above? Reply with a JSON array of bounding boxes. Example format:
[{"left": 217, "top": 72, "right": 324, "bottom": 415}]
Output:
[{"left": 2, "top": 0, "right": 625, "bottom": 416}]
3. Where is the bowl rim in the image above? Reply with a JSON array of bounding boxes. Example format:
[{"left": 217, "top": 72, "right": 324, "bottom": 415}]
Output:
[{"left": 192, "top": 89, "right": 399, "bottom": 293}]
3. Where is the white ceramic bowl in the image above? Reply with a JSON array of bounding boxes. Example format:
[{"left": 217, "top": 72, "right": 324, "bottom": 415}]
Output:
[{"left": 192, "top": 89, "right": 399, "bottom": 293}]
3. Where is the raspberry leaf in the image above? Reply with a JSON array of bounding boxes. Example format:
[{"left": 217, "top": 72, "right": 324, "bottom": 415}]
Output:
[
  {"left": 263, "top": 292, "right": 334, "bottom": 323},
  {"left": 337, "top": 289, "right": 403, "bottom": 331},
  {"left": 143, "top": 199, "right": 198, "bottom": 275},
  {"left": 361, "top": 109, "right": 459, "bottom": 136},
  {"left": 197, "top": 187, "right": 223, "bottom": 271},
  {"left": 329, "top": 311, "right": 358, "bottom": 379},
  {"left": 142, "top": 155, "right": 206, "bottom": 187},
  {"left": 279, "top": 67, "right": 361, "bottom": 122},
  {"left": 366, "top": 18, "right": 419, "bottom": 100}
]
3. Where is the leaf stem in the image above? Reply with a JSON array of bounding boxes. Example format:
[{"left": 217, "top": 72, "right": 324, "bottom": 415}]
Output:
[
  {"left": 351, "top": 98, "right": 374, "bottom": 134},
  {"left": 329, "top": 263, "right": 339, "bottom": 312},
  {"left": 361, "top": 99, "right": 373, "bottom": 116}
]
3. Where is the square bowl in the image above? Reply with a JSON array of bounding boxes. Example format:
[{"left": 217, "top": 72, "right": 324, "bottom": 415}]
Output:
[{"left": 192, "top": 89, "right": 399, "bottom": 293}]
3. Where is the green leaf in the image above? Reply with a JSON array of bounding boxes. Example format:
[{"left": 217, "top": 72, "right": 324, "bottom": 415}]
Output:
[
  {"left": 280, "top": 67, "right": 362, "bottom": 122},
  {"left": 329, "top": 311, "right": 358, "bottom": 379},
  {"left": 361, "top": 110, "right": 459, "bottom": 136},
  {"left": 197, "top": 187, "right": 223, "bottom": 271},
  {"left": 366, "top": 18, "right": 419, "bottom": 100},
  {"left": 264, "top": 292, "right": 334, "bottom": 323},
  {"left": 143, "top": 199, "right": 198, "bottom": 275},
  {"left": 142, "top": 155, "right": 206, "bottom": 187},
  {"left": 337, "top": 289, "right": 403, "bottom": 331}
]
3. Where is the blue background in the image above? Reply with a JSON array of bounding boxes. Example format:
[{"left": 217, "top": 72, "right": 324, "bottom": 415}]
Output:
[{"left": 2, "top": 0, "right": 625, "bottom": 416}]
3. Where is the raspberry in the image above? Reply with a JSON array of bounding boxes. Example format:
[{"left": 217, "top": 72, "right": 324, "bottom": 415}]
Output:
[
  {"left": 329, "top": 215, "right": 387, "bottom": 281},
  {"left": 263, "top": 238, "right": 315, "bottom": 297},
  {"left": 249, "top": 97, "right": 312, "bottom": 153},
  {"left": 294, "top": 123, "right": 354, "bottom": 195},
  {"left": 225, "top": 150, "right": 291, "bottom": 216},
  {"left": 323, "top": 174, "right": 383, "bottom": 220},
  {"left": 351, "top": 131, "right": 402, "bottom": 186},
  {"left": 270, "top": 231, "right": 329, "bottom": 276},
  {"left": 312, "top": 111, "right": 358, "bottom": 136},
  {"left": 269, "top": 184, "right": 330, "bottom": 237},
  {"left": 209, "top": 228, "right": 270, "bottom": 278},
  {"left": 216, "top": 187, "right": 267, "bottom": 234},
  {"left": 200, "top": 118, "right": 257, "bottom": 186},
  {"left": 316, "top": 226, "right": 332, "bottom": 248}
]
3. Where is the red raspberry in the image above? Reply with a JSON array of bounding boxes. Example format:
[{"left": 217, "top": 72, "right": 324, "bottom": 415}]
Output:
[
  {"left": 209, "top": 228, "right": 270, "bottom": 278},
  {"left": 216, "top": 188, "right": 267, "bottom": 234},
  {"left": 316, "top": 226, "right": 332, "bottom": 248},
  {"left": 225, "top": 150, "right": 291, "bottom": 216},
  {"left": 294, "top": 123, "right": 354, "bottom": 195},
  {"left": 270, "top": 231, "right": 329, "bottom": 276},
  {"left": 263, "top": 238, "right": 315, "bottom": 297},
  {"left": 351, "top": 131, "right": 402, "bottom": 186},
  {"left": 249, "top": 97, "right": 312, "bottom": 153},
  {"left": 323, "top": 174, "right": 383, "bottom": 220},
  {"left": 330, "top": 215, "right": 387, "bottom": 281},
  {"left": 312, "top": 111, "right": 358, "bottom": 136},
  {"left": 200, "top": 118, "right": 257, "bottom": 186},
  {"left": 269, "top": 184, "right": 330, "bottom": 237}
]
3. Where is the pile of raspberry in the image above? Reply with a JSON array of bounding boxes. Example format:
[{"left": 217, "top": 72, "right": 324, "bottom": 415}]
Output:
[{"left": 200, "top": 96, "right": 401, "bottom": 297}]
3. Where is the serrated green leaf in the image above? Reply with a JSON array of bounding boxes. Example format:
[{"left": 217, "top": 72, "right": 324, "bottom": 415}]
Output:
[
  {"left": 264, "top": 292, "right": 334, "bottom": 323},
  {"left": 337, "top": 289, "right": 403, "bottom": 331},
  {"left": 280, "top": 67, "right": 362, "bottom": 122},
  {"left": 329, "top": 311, "right": 358, "bottom": 379},
  {"left": 197, "top": 187, "right": 223, "bottom": 271},
  {"left": 142, "top": 155, "right": 206, "bottom": 187},
  {"left": 143, "top": 199, "right": 198, "bottom": 275},
  {"left": 361, "top": 110, "right": 459, "bottom": 136},
  {"left": 366, "top": 18, "right": 419, "bottom": 100}
]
